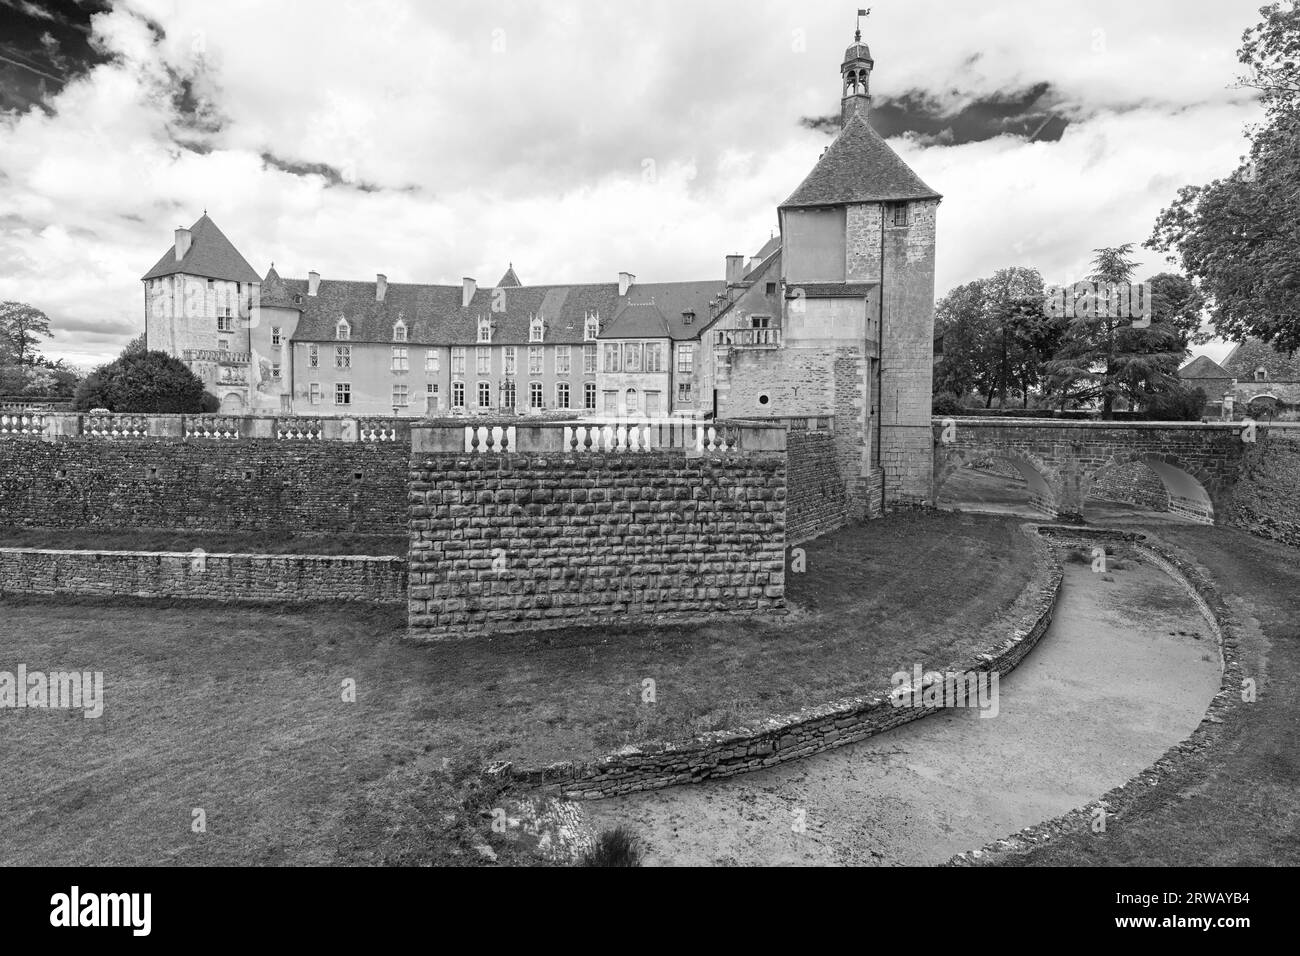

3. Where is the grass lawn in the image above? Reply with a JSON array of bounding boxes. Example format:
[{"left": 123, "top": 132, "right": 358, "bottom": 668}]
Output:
[
  {"left": 0, "top": 511, "right": 1037, "bottom": 866},
  {"left": 0, "top": 527, "right": 407, "bottom": 556}
]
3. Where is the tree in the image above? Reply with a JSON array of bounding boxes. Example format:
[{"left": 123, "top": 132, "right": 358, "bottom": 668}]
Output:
[
  {"left": 73, "top": 350, "right": 215, "bottom": 413},
  {"left": 0, "top": 301, "right": 52, "bottom": 366},
  {"left": 1147, "top": 1, "right": 1300, "bottom": 352},
  {"left": 120, "top": 332, "right": 146, "bottom": 358},
  {"left": 1045, "top": 245, "right": 1187, "bottom": 418}
]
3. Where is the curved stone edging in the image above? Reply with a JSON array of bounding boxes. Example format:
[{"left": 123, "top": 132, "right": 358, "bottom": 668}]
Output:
[
  {"left": 945, "top": 526, "right": 1244, "bottom": 866},
  {"left": 497, "top": 523, "right": 1064, "bottom": 800}
]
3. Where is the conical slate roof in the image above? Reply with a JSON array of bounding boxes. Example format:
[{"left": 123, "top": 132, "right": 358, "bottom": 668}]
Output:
[
  {"left": 496, "top": 264, "right": 522, "bottom": 288},
  {"left": 141, "top": 214, "right": 262, "bottom": 283},
  {"left": 780, "top": 113, "right": 941, "bottom": 208},
  {"left": 259, "top": 265, "right": 300, "bottom": 308}
]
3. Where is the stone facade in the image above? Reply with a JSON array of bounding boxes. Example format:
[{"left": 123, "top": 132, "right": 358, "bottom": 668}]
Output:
[
  {"left": 0, "top": 549, "right": 405, "bottom": 605},
  {"left": 1226, "top": 427, "right": 1300, "bottom": 547},
  {"left": 786, "top": 427, "right": 849, "bottom": 544},
  {"left": 407, "top": 422, "right": 788, "bottom": 639}
]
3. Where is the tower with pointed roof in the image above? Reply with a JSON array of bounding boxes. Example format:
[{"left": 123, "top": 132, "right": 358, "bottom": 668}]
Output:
[{"left": 841, "top": 29, "right": 874, "bottom": 126}]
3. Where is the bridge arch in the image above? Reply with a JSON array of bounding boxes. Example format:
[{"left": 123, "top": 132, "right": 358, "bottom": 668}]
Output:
[
  {"left": 933, "top": 444, "right": 1064, "bottom": 518},
  {"left": 1082, "top": 453, "right": 1218, "bottom": 524}
]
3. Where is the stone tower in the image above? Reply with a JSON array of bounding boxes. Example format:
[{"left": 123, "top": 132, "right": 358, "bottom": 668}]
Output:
[
  {"left": 841, "top": 29, "right": 874, "bottom": 126},
  {"left": 141, "top": 214, "right": 262, "bottom": 412}
]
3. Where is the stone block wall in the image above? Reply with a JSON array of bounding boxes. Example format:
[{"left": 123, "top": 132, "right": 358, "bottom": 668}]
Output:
[
  {"left": 408, "top": 423, "right": 788, "bottom": 639},
  {"left": 1227, "top": 427, "right": 1300, "bottom": 547},
  {"left": 786, "top": 428, "right": 848, "bottom": 544},
  {"left": 1088, "top": 460, "right": 1169, "bottom": 511},
  {"left": 0, "top": 548, "right": 406, "bottom": 604},
  {"left": 0, "top": 436, "right": 408, "bottom": 535}
]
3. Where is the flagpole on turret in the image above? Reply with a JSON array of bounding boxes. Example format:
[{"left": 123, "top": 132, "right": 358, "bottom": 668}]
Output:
[{"left": 856, "top": 7, "right": 870, "bottom": 42}]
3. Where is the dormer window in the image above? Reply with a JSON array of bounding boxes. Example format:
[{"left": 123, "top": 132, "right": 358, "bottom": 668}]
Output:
[
  {"left": 584, "top": 312, "right": 599, "bottom": 341},
  {"left": 1255, "top": 367, "right": 1268, "bottom": 382},
  {"left": 682, "top": 310, "right": 695, "bottom": 326},
  {"left": 478, "top": 317, "right": 492, "bottom": 343},
  {"left": 529, "top": 315, "right": 544, "bottom": 342},
  {"left": 393, "top": 320, "right": 407, "bottom": 343},
  {"left": 336, "top": 318, "right": 351, "bottom": 341}
]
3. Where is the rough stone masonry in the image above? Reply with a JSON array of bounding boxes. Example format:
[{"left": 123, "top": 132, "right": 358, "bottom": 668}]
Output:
[{"left": 407, "top": 423, "right": 789, "bottom": 639}]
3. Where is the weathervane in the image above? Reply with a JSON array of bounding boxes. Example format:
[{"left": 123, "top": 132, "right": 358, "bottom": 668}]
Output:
[{"left": 856, "top": 7, "right": 870, "bottom": 42}]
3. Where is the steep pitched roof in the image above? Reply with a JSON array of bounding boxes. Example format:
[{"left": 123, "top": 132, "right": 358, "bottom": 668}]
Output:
[
  {"left": 286, "top": 276, "right": 722, "bottom": 345},
  {"left": 496, "top": 265, "right": 522, "bottom": 288},
  {"left": 141, "top": 214, "right": 262, "bottom": 284},
  {"left": 1178, "top": 355, "right": 1231, "bottom": 379},
  {"left": 259, "top": 265, "right": 300, "bottom": 309},
  {"left": 600, "top": 301, "right": 670, "bottom": 339},
  {"left": 780, "top": 113, "right": 941, "bottom": 208}
]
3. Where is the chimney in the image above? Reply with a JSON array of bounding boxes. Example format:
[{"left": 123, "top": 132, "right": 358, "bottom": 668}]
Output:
[
  {"left": 376, "top": 273, "right": 388, "bottom": 303},
  {"left": 618, "top": 272, "right": 635, "bottom": 297},
  {"left": 725, "top": 254, "right": 745, "bottom": 286},
  {"left": 462, "top": 277, "right": 477, "bottom": 308},
  {"left": 308, "top": 271, "right": 320, "bottom": 296},
  {"left": 174, "top": 227, "right": 192, "bottom": 262}
]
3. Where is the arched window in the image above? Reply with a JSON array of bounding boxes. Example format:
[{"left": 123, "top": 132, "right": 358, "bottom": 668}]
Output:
[
  {"left": 392, "top": 320, "right": 407, "bottom": 343},
  {"left": 625, "top": 387, "right": 638, "bottom": 415}
]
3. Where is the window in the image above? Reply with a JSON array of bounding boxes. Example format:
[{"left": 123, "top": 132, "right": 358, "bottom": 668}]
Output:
[
  {"left": 426, "top": 383, "right": 439, "bottom": 411},
  {"left": 766, "top": 282, "right": 777, "bottom": 295},
  {"left": 336, "top": 319, "right": 350, "bottom": 340},
  {"left": 393, "top": 384, "right": 409, "bottom": 407},
  {"left": 529, "top": 316, "right": 544, "bottom": 342},
  {"left": 393, "top": 321, "right": 407, "bottom": 343},
  {"left": 677, "top": 382, "right": 694, "bottom": 404},
  {"left": 336, "top": 346, "right": 351, "bottom": 369},
  {"left": 477, "top": 318, "right": 491, "bottom": 343},
  {"left": 682, "top": 311, "right": 694, "bottom": 326},
  {"left": 583, "top": 343, "right": 597, "bottom": 374},
  {"left": 502, "top": 380, "right": 516, "bottom": 409},
  {"left": 528, "top": 345, "right": 543, "bottom": 375},
  {"left": 477, "top": 381, "right": 491, "bottom": 408},
  {"left": 603, "top": 343, "right": 621, "bottom": 373},
  {"left": 271, "top": 326, "right": 282, "bottom": 346},
  {"left": 218, "top": 339, "right": 229, "bottom": 352},
  {"left": 625, "top": 388, "right": 638, "bottom": 415},
  {"left": 584, "top": 315, "right": 599, "bottom": 340},
  {"left": 392, "top": 347, "right": 409, "bottom": 371},
  {"left": 1256, "top": 368, "right": 1268, "bottom": 382},
  {"left": 556, "top": 382, "right": 570, "bottom": 409},
  {"left": 452, "top": 381, "right": 465, "bottom": 408},
  {"left": 584, "top": 382, "right": 597, "bottom": 410},
  {"left": 890, "top": 202, "right": 909, "bottom": 227},
  {"left": 646, "top": 391, "right": 661, "bottom": 417},
  {"left": 677, "top": 344, "right": 694, "bottom": 373},
  {"left": 477, "top": 347, "right": 491, "bottom": 375},
  {"left": 555, "top": 345, "right": 571, "bottom": 375},
  {"left": 217, "top": 313, "right": 233, "bottom": 333},
  {"left": 603, "top": 390, "right": 618, "bottom": 414},
  {"left": 623, "top": 342, "right": 642, "bottom": 372},
  {"left": 309, "top": 344, "right": 319, "bottom": 368},
  {"left": 451, "top": 347, "right": 466, "bottom": 375},
  {"left": 503, "top": 346, "right": 516, "bottom": 375},
  {"left": 335, "top": 383, "right": 351, "bottom": 405},
  {"left": 271, "top": 363, "right": 281, "bottom": 380},
  {"left": 425, "top": 349, "right": 439, "bottom": 372},
  {"left": 309, "top": 382, "right": 321, "bottom": 405},
  {"left": 529, "top": 381, "right": 543, "bottom": 409},
  {"left": 644, "top": 343, "right": 664, "bottom": 372}
]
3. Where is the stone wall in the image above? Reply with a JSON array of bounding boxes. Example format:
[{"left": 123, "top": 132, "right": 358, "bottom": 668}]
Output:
[
  {"left": 0, "top": 548, "right": 406, "bottom": 604},
  {"left": 1088, "top": 460, "right": 1169, "bottom": 511},
  {"left": 1226, "top": 427, "right": 1300, "bottom": 547},
  {"left": 408, "top": 421, "right": 788, "bottom": 639},
  {"left": 505, "top": 525, "right": 1061, "bottom": 799},
  {"left": 786, "top": 427, "right": 848, "bottom": 544},
  {"left": 0, "top": 413, "right": 410, "bottom": 535}
]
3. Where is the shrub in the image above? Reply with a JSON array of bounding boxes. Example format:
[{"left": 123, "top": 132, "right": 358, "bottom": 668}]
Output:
[
  {"left": 578, "top": 826, "right": 642, "bottom": 867},
  {"left": 73, "top": 350, "right": 211, "bottom": 414},
  {"left": 931, "top": 392, "right": 962, "bottom": 416}
]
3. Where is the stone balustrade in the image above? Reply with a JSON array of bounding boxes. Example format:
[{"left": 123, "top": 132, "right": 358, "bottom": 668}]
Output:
[
  {"left": 0, "top": 412, "right": 413, "bottom": 443},
  {"left": 412, "top": 417, "right": 787, "bottom": 458}
]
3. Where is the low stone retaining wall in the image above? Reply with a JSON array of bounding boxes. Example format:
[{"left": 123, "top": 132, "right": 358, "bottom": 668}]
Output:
[
  {"left": 0, "top": 548, "right": 407, "bottom": 605},
  {"left": 499, "top": 525, "right": 1063, "bottom": 799}
]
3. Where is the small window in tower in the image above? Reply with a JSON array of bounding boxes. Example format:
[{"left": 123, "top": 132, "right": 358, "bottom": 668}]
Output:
[
  {"left": 765, "top": 282, "right": 777, "bottom": 295},
  {"left": 890, "top": 203, "right": 909, "bottom": 227}
]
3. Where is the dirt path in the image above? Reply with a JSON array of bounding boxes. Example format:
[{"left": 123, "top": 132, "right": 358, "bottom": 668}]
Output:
[{"left": 578, "top": 555, "right": 1222, "bottom": 865}]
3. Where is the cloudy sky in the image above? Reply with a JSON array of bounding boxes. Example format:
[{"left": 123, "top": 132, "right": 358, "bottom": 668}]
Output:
[{"left": 0, "top": 0, "right": 1267, "bottom": 369}]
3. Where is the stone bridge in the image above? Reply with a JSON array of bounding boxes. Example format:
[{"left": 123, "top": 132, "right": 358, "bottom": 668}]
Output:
[{"left": 931, "top": 418, "right": 1263, "bottom": 524}]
